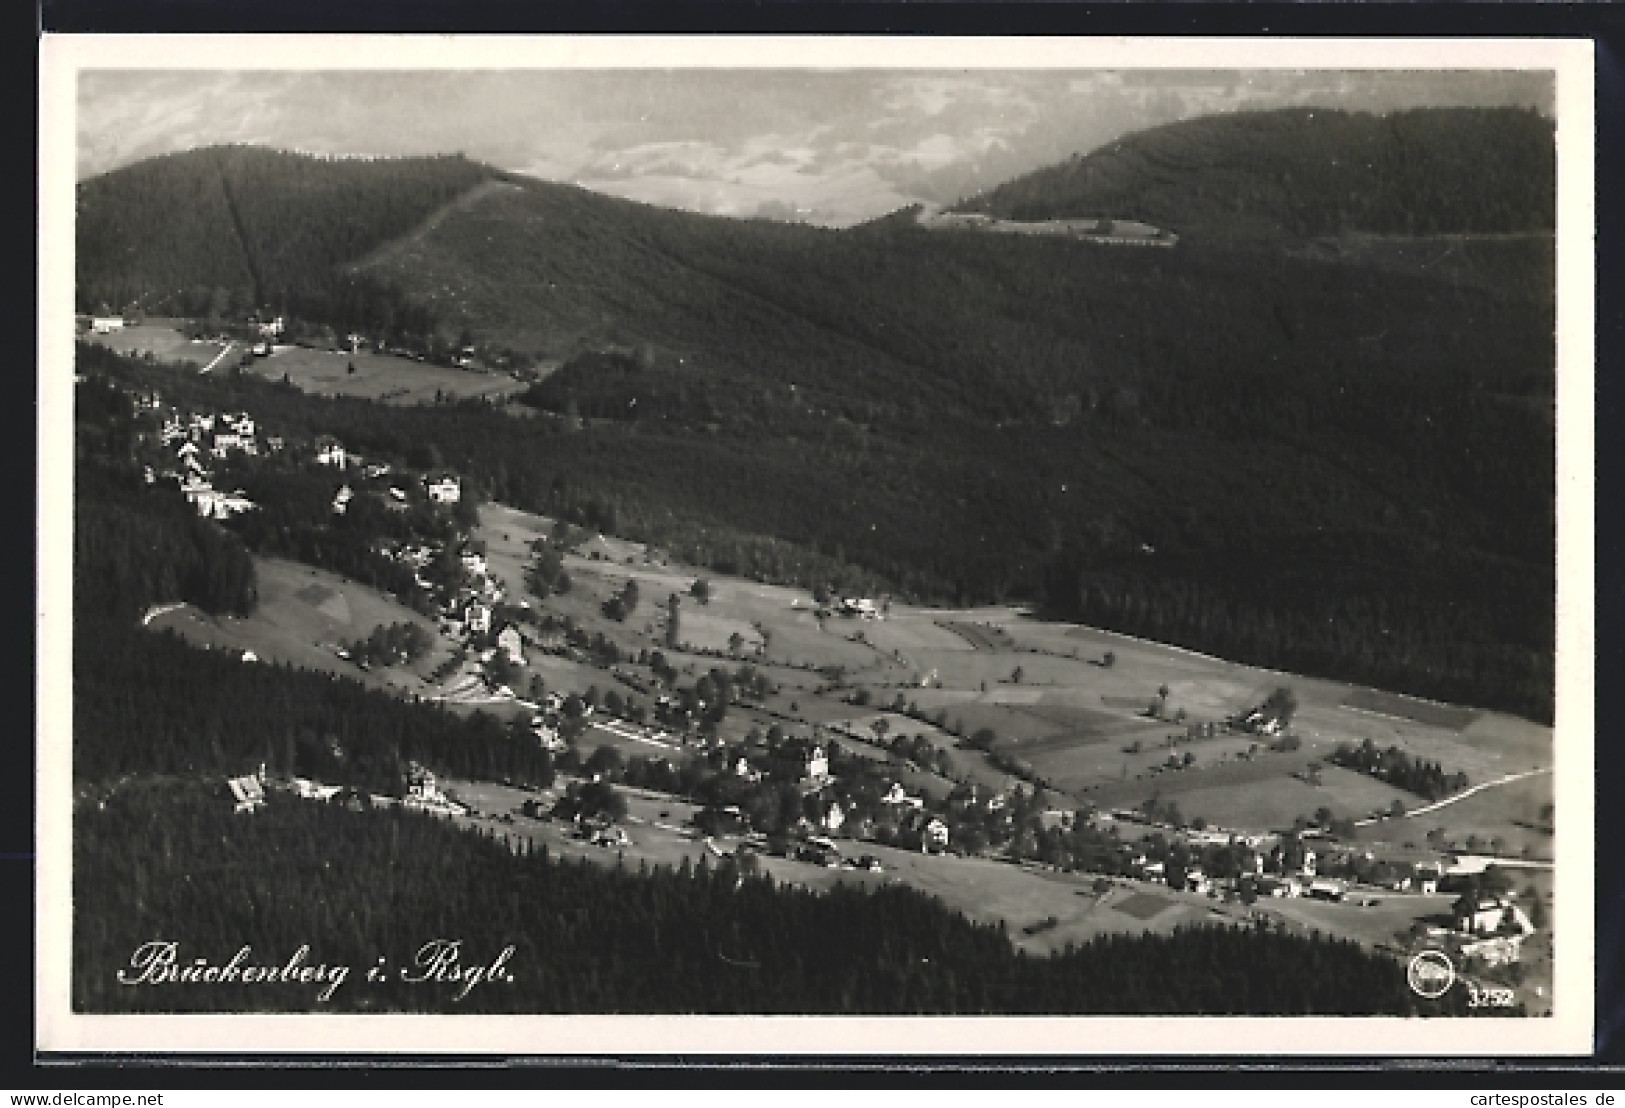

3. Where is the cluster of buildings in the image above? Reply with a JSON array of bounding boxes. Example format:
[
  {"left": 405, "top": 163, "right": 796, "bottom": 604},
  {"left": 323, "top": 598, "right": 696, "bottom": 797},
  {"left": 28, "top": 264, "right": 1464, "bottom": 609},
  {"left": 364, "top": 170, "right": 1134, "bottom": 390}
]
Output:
[
  {"left": 717, "top": 734, "right": 952, "bottom": 853},
  {"left": 402, "top": 763, "right": 468, "bottom": 817},
  {"left": 318, "top": 436, "right": 462, "bottom": 515},
  {"left": 225, "top": 765, "right": 351, "bottom": 815},
  {"left": 147, "top": 402, "right": 274, "bottom": 520}
]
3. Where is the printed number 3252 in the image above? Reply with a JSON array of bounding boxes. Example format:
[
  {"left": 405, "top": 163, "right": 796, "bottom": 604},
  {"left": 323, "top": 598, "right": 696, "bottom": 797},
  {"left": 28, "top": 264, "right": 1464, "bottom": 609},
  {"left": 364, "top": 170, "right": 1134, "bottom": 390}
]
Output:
[{"left": 1467, "top": 983, "right": 1516, "bottom": 1008}]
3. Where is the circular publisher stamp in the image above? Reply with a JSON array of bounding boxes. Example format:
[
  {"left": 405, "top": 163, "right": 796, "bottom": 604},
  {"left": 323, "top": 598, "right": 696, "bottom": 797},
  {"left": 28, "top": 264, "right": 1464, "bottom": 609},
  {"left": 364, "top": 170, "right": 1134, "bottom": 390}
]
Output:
[{"left": 1407, "top": 950, "right": 1456, "bottom": 999}]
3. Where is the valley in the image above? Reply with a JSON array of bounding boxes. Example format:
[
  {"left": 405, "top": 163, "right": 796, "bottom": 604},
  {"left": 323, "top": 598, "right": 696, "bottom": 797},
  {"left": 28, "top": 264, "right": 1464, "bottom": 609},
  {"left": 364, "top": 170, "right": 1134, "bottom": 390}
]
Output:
[
  {"left": 66, "top": 100, "right": 1565, "bottom": 1018},
  {"left": 131, "top": 477, "right": 1555, "bottom": 1008}
]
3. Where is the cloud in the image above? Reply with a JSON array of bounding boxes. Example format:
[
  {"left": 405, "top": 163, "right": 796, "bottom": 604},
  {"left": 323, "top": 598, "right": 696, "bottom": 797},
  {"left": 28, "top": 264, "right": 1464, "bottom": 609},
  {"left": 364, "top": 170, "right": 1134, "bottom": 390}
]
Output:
[{"left": 78, "top": 69, "right": 1554, "bottom": 225}]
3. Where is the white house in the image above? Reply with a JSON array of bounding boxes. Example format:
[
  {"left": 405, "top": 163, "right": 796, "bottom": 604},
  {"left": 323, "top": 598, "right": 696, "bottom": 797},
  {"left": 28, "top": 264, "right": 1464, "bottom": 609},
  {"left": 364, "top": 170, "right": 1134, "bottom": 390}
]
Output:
[
  {"left": 806, "top": 743, "right": 829, "bottom": 782},
  {"left": 290, "top": 777, "right": 342, "bottom": 801},
  {"left": 314, "top": 437, "right": 347, "bottom": 467},
  {"left": 460, "top": 550, "right": 488, "bottom": 577},
  {"left": 426, "top": 476, "right": 461, "bottom": 504},
  {"left": 186, "top": 484, "right": 256, "bottom": 521},
  {"left": 332, "top": 485, "right": 354, "bottom": 515},
  {"left": 821, "top": 800, "right": 846, "bottom": 834},
  {"left": 91, "top": 316, "right": 125, "bottom": 334},
  {"left": 923, "top": 817, "right": 950, "bottom": 851},
  {"left": 497, "top": 626, "right": 525, "bottom": 666},
  {"left": 1461, "top": 934, "right": 1525, "bottom": 967},
  {"left": 466, "top": 601, "right": 492, "bottom": 636},
  {"left": 227, "top": 775, "right": 265, "bottom": 814}
]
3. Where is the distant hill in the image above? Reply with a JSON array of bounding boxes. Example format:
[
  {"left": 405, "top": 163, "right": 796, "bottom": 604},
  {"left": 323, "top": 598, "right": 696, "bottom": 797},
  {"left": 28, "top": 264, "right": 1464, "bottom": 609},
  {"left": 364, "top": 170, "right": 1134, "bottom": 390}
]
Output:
[
  {"left": 76, "top": 145, "right": 493, "bottom": 319},
  {"left": 954, "top": 107, "right": 1555, "bottom": 241}
]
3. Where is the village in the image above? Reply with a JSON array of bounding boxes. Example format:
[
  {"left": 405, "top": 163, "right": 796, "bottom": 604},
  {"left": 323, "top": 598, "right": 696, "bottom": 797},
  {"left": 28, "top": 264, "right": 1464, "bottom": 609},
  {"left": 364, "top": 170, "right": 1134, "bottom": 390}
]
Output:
[{"left": 84, "top": 359, "right": 1553, "bottom": 1011}]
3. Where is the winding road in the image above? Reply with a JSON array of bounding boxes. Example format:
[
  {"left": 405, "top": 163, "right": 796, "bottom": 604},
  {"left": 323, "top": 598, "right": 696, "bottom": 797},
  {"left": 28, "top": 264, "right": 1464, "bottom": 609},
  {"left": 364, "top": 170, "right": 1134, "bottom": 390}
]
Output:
[{"left": 1353, "top": 766, "right": 1553, "bottom": 827}]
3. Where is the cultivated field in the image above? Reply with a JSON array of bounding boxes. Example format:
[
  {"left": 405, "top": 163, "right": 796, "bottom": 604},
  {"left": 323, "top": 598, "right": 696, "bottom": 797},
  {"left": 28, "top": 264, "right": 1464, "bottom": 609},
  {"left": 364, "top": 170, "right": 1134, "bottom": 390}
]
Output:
[
  {"left": 148, "top": 556, "right": 454, "bottom": 694},
  {"left": 180, "top": 497, "right": 1555, "bottom": 983},
  {"left": 473, "top": 502, "right": 1555, "bottom": 853},
  {"left": 87, "top": 320, "right": 522, "bottom": 405},
  {"left": 84, "top": 322, "right": 230, "bottom": 369},
  {"left": 240, "top": 343, "right": 521, "bottom": 405},
  {"left": 1352, "top": 771, "right": 1555, "bottom": 860}
]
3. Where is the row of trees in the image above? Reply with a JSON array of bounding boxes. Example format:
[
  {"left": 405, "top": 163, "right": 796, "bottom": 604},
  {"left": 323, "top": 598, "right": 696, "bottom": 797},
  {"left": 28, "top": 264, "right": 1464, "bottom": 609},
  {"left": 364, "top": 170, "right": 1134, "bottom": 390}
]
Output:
[{"left": 1327, "top": 739, "right": 1470, "bottom": 802}]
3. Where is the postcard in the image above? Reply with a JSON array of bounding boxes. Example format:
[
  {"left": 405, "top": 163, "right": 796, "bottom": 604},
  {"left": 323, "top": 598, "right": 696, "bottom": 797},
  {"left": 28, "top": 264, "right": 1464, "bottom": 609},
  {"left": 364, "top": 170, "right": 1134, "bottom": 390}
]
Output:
[{"left": 37, "top": 34, "right": 1595, "bottom": 1056}]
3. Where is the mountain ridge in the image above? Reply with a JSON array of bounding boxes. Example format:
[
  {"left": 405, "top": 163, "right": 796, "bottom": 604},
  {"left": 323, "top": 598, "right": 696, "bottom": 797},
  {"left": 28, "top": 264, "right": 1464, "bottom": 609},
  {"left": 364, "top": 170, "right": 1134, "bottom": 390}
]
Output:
[
  {"left": 953, "top": 106, "right": 1555, "bottom": 241},
  {"left": 72, "top": 112, "right": 1558, "bottom": 719}
]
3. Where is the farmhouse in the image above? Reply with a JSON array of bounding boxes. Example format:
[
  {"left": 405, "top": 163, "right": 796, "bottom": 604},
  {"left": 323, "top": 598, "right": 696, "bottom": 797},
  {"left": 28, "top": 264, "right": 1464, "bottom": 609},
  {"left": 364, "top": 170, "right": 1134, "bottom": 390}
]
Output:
[
  {"left": 882, "top": 782, "right": 924, "bottom": 808},
  {"left": 227, "top": 775, "right": 265, "bottom": 814},
  {"left": 922, "top": 817, "right": 950, "bottom": 852},
  {"left": 769, "top": 739, "right": 829, "bottom": 784},
  {"left": 1456, "top": 896, "right": 1534, "bottom": 939},
  {"left": 1460, "top": 934, "right": 1526, "bottom": 967},
  {"left": 819, "top": 800, "right": 846, "bottom": 834},
  {"left": 289, "top": 777, "right": 342, "bottom": 801},
  {"left": 314, "top": 437, "right": 347, "bottom": 467},
  {"left": 91, "top": 316, "right": 125, "bottom": 334},
  {"left": 426, "top": 475, "right": 462, "bottom": 504},
  {"left": 530, "top": 716, "right": 566, "bottom": 752},
  {"left": 403, "top": 763, "right": 467, "bottom": 817},
  {"left": 497, "top": 626, "right": 525, "bottom": 666},
  {"left": 1307, "top": 879, "right": 1346, "bottom": 902}
]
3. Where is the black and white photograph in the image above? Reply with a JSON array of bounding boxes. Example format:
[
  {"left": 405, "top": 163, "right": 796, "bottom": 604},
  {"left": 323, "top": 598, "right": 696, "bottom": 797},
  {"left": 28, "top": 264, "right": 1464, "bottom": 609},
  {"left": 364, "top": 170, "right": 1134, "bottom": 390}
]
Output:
[{"left": 36, "top": 36, "right": 1595, "bottom": 1056}]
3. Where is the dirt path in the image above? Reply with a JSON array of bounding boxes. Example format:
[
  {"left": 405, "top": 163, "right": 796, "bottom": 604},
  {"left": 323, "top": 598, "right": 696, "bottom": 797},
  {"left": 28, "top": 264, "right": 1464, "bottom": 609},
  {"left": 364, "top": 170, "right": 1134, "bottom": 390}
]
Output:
[
  {"left": 199, "top": 341, "right": 235, "bottom": 374},
  {"left": 141, "top": 601, "right": 189, "bottom": 626},
  {"left": 1354, "top": 766, "right": 1553, "bottom": 827}
]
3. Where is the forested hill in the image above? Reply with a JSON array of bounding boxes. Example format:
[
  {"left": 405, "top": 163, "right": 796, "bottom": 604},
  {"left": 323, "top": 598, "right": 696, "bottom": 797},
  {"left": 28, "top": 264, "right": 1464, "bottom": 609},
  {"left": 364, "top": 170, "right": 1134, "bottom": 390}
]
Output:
[
  {"left": 954, "top": 107, "right": 1555, "bottom": 240},
  {"left": 74, "top": 121, "right": 1557, "bottom": 720},
  {"left": 76, "top": 146, "right": 493, "bottom": 318}
]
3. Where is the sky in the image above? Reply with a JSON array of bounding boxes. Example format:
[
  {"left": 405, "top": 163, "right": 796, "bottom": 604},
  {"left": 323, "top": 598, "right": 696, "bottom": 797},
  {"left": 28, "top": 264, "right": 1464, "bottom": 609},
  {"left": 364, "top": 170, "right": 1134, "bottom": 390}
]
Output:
[{"left": 78, "top": 69, "right": 1554, "bottom": 226}]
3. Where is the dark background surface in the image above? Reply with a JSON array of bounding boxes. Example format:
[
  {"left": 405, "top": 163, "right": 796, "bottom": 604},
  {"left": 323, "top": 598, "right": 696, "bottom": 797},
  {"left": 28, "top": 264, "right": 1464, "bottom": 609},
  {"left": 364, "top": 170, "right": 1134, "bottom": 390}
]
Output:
[{"left": 21, "top": 0, "right": 1625, "bottom": 1085}]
